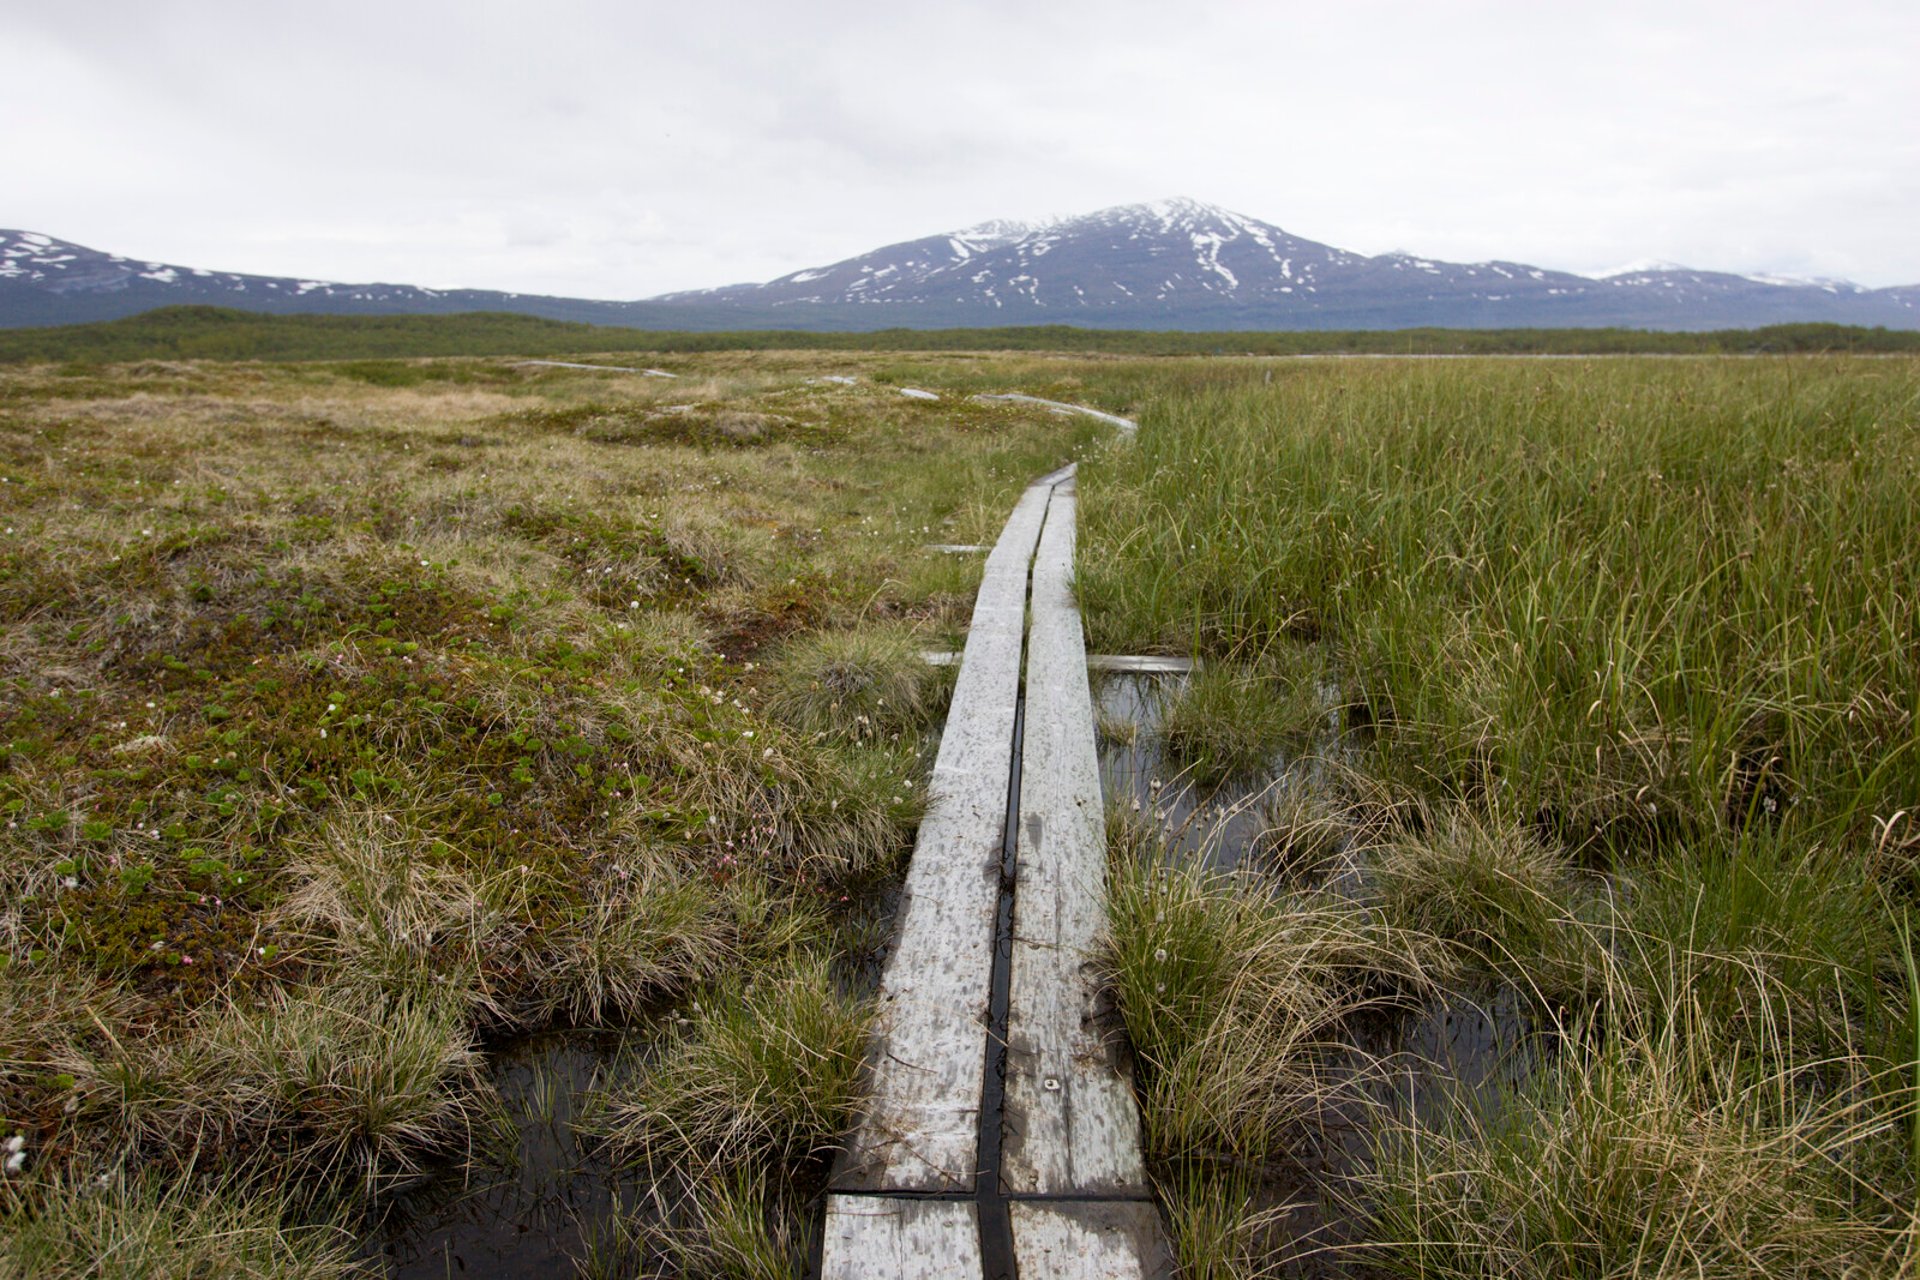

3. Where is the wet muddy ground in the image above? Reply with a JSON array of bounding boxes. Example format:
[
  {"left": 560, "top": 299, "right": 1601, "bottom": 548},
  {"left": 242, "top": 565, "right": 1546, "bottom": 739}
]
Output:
[{"left": 1094, "top": 670, "right": 1546, "bottom": 1275}]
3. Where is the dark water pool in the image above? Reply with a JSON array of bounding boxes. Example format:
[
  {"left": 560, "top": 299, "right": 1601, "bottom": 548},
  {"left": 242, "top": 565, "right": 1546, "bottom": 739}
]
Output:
[{"left": 364, "top": 1030, "right": 646, "bottom": 1279}]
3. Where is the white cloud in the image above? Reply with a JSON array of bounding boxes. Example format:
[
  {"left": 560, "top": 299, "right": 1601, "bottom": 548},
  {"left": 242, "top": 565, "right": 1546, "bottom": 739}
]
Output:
[{"left": 5, "top": 0, "right": 1916, "bottom": 294}]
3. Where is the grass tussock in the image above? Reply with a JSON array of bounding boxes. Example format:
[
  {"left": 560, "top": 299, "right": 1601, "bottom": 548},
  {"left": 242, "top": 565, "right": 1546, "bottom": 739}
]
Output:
[
  {"left": 596, "top": 955, "right": 871, "bottom": 1172},
  {"left": 761, "top": 624, "right": 951, "bottom": 743},
  {"left": 1363, "top": 805, "right": 1605, "bottom": 1006},
  {"left": 1104, "top": 815, "right": 1441, "bottom": 1162},
  {"left": 0, "top": 1170, "right": 359, "bottom": 1280},
  {"left": 60, "top": 982, "right": 483, "bottom": 1184},
  {"left": 669, "top": 1169, "right": 815, "bottom": 1280}
]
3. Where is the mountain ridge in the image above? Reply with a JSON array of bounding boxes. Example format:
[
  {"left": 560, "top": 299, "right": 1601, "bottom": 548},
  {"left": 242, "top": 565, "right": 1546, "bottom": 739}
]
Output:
[{"left": 5, "top": 201, "right": 1917, "bottom": 331}]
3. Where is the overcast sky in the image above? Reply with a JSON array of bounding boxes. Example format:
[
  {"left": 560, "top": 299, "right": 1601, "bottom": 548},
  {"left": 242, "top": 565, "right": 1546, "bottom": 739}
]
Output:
[{"left": 8, "top": 0, "right": 1918, "bottom": 297}]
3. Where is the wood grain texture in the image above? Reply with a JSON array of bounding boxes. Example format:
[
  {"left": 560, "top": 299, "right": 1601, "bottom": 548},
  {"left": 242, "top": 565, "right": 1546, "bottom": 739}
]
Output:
[
  {"left": 1002, "top": 478, "right": 1151, "bottom": 1196},
  {"left": 821, "top": 1196, "right": 982, "bottom": 1279},
  {"left": 1011, "top": 1200, "right": 1174, "bottom": 1279},
  {"left": 832, "top": 474, "right": 1060, "bottom": 1193}
]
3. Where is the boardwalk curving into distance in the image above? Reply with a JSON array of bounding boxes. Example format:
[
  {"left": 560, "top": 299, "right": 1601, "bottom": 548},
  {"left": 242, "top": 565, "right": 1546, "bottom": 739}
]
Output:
[{"left": 823, "top": 402, "right": 1169, "bottom": 1279}]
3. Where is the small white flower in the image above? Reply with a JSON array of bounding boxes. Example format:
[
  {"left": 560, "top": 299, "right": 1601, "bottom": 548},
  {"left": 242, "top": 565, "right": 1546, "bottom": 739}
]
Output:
[
  {"left": 3, "top": 1136, "right": 24, "bottom": 1155},
  {"left": 3, "top": 1152, "right": 24, "bottom": 1175},
  {"left": 1153, "top": 948, "right": 1168, "bottom": 963}
]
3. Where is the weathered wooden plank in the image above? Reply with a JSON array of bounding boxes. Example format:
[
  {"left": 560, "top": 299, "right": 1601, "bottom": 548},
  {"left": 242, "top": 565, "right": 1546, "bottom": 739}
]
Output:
[
  {"left": 973, "top": 393, "right": 1137, "bottom": 433},
  {"left": 1010, "top": 1200, "right": 1173, "bottom": 1279},
  {"left": 1002, "top": 478, "right": 1151, "bottom": 1197},
  {"left": 923, "top": 543, "right": 991, "bottom": 554},
  {"left": 1085, "top": 655, "right": 1197, "bottom": 674},
  {"left": 821, "top": 1196, "right": 982, "bottom": 1279},
  {"left": 833, "top": 473, "right": 1062, "bottom": 1193}
]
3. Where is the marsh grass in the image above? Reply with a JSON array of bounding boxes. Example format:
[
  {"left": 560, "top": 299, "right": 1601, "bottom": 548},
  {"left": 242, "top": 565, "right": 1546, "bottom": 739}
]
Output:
[
  {"left": 669, "top": 1169, "right": 815, "bottom": 1280},
  {"left": 1352, "top": 980, "right": 1920, "bottom": 1279},
  {"left": 1362, "top": 804, "right": 1606, "bottom": 1007},
  {"left": 1104, "top": 816, "right": 1442, "bottom": 1162},
  {"left": 1158, "top": 1160, "right": 1297, "bottom": 1280},
  {"left": 1080, "top": 357, "right": 1920, "bottom": 848},
  {"left": 1158, "top": 650, "right": 1331, "bottom": 786},
  {"left": 58, "top": 981, "right": 484, "bottom": 1187},
  {"left": 1085, "top": 356, "right": 1920, "bottom": 1275},
  {"left": 0, "top": 1169, "right": 359, "bottom": 1279},
  {"left": 595, "top": 955, "right": 870, "bottom": 1173}
]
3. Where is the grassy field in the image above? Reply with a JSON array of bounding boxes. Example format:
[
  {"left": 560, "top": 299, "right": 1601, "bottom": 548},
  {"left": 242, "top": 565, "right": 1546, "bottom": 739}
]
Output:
[
  {"left": 1081, "top": 356, "right": 1920, "bottom": 1276},
  {"left": 0, "top": 349, "right": 1125, "bottom": 1274},
  {"left": 3, "top": 305, "right": 1917, "bottom": 365}
]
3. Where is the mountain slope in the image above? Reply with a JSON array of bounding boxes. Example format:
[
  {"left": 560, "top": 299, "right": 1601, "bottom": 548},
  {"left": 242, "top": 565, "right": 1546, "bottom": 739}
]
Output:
[
  {"left": 0, "top": 230, "right": 708, "bottom": 329},
  {"left": 659, "top": 198, "right": 1920, "bottom": 330},
  {"left": 5, "top": 203, "right": 1917, "bottom": 332}
]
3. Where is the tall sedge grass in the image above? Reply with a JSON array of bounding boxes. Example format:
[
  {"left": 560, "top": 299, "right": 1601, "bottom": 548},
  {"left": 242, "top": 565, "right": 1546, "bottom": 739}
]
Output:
[
  {"left": 1351, "top": 950, "right": 1919, "bottom": 1279},
  {"left": 1080, "top": 357, "right": 1920, "bottom": 849},
  {"left": 1086, "top": 357, "right": 1920, "bottom": 1276},
  {"left": 1103, "top": 812, "right": 1444, "bottom": 1163}
]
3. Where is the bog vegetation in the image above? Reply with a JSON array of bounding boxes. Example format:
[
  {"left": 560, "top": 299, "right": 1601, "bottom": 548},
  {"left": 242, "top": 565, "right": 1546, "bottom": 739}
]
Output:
[
  {"left": 1081, "top": 355, "right": 1920, "bottom": 1276},
  {"left": 0, "top": 349, "right": 1108, "bottom": 1274},
  {"left": 2, "top": 343, "right": 1916, "bottom": 1277}
]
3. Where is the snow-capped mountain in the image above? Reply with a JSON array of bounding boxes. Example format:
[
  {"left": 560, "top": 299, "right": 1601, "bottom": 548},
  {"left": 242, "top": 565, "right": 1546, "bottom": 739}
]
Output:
[
  {"left": 4, "top": 202, "right": 1917, "bottom": 332},
  {"left": 656, "top": 199, "right": 1919, "bottom": 330},
  {"left": 658, "top": 199, "right": 1371, "bottom": 312},
  {"left": 0, "top": 229, "right": 671, "bottom": 329}
]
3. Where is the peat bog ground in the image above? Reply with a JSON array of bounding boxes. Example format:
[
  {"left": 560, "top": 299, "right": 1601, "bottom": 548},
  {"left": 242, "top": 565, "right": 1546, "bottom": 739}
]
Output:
[{"left": 2, "top": 347, "right": 1916, "bottom": 1277}]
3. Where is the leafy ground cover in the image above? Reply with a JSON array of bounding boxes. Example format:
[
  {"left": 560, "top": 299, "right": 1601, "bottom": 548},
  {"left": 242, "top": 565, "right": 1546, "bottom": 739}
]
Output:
[
  {"left": 1083, "top": 355, "right": 1920, "bottom": 1276},
  {"left": 0, "top": 350, "right": 1116, "bottom": 1274}
]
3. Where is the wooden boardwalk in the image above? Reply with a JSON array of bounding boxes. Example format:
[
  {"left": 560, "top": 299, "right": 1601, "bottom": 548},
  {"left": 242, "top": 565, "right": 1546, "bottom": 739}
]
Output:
[{"left": 823, "top": 460, "right": 1169, "bottom": 1279}]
